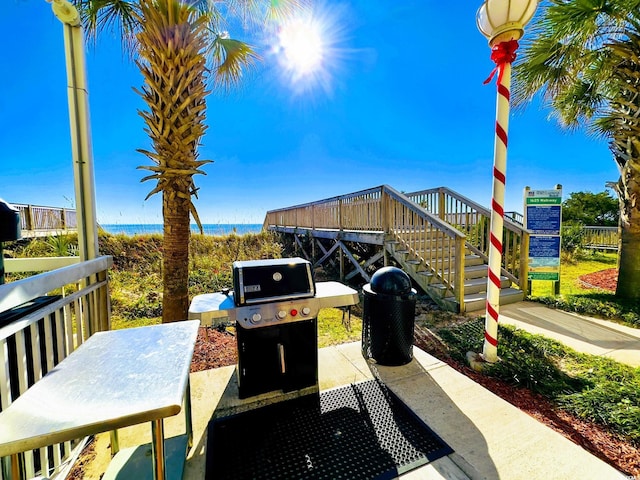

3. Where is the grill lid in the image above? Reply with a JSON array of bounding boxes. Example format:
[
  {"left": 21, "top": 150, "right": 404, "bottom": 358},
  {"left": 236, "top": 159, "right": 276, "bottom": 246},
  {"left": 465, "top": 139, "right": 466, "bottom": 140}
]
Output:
[{"left": 232, "top": 257, "right": 315, "bottom": 306}]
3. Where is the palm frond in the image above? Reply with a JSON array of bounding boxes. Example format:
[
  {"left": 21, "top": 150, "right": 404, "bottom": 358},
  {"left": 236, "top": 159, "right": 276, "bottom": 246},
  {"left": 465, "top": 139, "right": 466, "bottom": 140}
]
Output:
[
  {"left": 76, "top": 0, "right": 140, "bottom": 53},
  {"left": 211, "top": 37, "right": 261, "bottom": 91}
]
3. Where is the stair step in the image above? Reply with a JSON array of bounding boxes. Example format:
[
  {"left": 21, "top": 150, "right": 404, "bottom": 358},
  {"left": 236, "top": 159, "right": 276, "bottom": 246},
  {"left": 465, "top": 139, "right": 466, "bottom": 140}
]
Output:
[
  {"left": 464, "top": 276, "right": 510, "bottom": 294},
  {"left": 463, "top": 288, "right": 524, "bottom": 312},
  {"left": 407, "top": 254, "right": 482, "bottom": 267},
  {"left": 441, "top": 264, "right": 487, "bottom": 280}
]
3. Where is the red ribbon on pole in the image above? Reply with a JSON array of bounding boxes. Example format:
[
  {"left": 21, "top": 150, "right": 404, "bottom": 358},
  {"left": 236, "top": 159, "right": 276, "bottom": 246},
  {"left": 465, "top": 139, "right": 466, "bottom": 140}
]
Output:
[{"left": 483, "top": 39, "right": 519, "bottom": 85}]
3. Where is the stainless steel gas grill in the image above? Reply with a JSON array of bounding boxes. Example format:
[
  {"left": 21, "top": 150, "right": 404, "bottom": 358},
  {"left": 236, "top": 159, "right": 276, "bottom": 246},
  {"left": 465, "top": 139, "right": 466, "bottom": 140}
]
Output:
[{"left": 189, "top": 257, "right": 359, "bottom": 399}]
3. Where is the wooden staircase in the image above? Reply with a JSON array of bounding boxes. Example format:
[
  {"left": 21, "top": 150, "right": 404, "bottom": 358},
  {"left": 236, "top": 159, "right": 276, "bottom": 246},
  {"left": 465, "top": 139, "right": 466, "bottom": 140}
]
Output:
[
  {"left": 264, "top": 185, "right": 528, "bottom": 313},
  {"left": 386, "top": 232, "right": 524, "bottom": 313}
]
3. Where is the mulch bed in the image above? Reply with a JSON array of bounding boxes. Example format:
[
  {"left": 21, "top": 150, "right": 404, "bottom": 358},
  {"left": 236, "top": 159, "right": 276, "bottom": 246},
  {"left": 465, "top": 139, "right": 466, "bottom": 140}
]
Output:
[
  {"left": 190, "top": 326, "right": 237, "bottom": 373},
  {"left": 578, "top": 268, "right": 618, "bottom": 292}
]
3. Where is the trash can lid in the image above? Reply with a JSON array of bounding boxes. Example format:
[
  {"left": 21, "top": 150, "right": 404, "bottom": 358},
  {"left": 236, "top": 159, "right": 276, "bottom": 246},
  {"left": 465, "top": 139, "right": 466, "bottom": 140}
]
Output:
[{"left": 369, "top": 266, "right": 412, "bottom": 295}]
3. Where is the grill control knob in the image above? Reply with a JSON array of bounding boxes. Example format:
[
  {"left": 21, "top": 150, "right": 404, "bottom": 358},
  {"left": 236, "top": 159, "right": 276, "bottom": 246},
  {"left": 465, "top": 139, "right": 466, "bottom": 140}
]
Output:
[
  {"left": 251, "top": 313, "right": 262, "bottom": 324},
  {"left": 301, "top": 307, "right": 311, "bottom": 316},
  {"left": 277, "top": 310, "right": 287, "bottom": 319}
]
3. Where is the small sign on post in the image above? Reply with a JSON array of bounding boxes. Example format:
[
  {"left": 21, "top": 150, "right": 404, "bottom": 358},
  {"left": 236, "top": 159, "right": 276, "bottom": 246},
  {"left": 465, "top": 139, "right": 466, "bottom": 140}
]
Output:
[{"left": 524, "top": 186, "right": 563, "bottom": 294}]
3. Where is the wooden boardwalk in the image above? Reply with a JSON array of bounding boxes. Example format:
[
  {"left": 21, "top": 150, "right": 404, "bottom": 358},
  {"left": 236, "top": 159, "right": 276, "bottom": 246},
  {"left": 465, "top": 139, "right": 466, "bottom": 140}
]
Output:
[
  {"left": 13, "top": 204, "right": 77, "bottom": 238},
  {"left": 264, "top": 185, "right": 527, "bottom": 313}
]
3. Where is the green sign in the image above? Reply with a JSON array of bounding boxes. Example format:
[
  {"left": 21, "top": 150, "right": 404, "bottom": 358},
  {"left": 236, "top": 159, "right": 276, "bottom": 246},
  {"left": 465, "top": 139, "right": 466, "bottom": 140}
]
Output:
[
  {"left": 528, "top": 272, "right": 560, "bottom": 281},
  {"left": 525, "top": 197, "right": 562, "bottom": 205}
]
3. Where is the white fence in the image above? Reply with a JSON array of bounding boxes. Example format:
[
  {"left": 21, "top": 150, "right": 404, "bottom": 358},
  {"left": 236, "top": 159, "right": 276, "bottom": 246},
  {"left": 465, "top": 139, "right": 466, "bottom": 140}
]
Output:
[{"left": 0, "top": 256, "right": 112, "bottom": 479}]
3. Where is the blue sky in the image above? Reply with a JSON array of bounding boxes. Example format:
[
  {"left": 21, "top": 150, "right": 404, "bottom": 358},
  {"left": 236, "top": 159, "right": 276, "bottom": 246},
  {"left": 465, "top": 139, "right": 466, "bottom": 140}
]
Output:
[{"left": 1, "top": 0, "right": 617, "bottom": 224}]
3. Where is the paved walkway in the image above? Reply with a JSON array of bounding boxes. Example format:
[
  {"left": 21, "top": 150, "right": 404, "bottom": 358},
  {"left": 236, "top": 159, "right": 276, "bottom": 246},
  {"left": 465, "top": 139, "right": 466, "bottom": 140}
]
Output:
[
  {"left": 81, "top": 301, "right": 638, "bottom": 480},
  {"left": 500, "top": 301, "right": 640, "bottom": 367}
]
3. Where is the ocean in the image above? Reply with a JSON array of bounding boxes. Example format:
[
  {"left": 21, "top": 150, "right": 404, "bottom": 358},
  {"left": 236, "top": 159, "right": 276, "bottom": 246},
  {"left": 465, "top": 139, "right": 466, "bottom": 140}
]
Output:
[{"left": 100, "top": 223, "right": 263, "bottom": 237}]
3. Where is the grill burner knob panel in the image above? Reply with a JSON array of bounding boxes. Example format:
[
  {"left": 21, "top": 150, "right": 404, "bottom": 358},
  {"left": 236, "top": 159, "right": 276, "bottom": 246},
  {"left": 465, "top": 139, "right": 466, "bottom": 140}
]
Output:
[{"left": 233, "top": 300, "right": 323, "bottom": 329}]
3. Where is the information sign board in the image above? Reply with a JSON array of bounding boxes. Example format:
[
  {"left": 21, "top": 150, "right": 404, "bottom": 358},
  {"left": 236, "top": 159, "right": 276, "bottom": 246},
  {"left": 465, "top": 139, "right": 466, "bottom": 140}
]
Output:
[
  {"left": 528, "top": 236, "right": 561, "bottom": 280},
  {"left": 525, "top": 187, "right": 562, "bottom": 283}
]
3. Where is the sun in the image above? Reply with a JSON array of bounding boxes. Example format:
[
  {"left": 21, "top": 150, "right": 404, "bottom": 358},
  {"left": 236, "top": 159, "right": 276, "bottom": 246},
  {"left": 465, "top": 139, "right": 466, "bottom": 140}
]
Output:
[
  {"left": 278, "top": 17, "right": 325, "bottom": 78},
  {"left": 270, "top": 5, "right": 346, "bottom": 95}
]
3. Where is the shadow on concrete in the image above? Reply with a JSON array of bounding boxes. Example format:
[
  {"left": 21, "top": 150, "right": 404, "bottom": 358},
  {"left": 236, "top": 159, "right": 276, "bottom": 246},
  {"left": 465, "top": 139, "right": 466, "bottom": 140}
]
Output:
[{"left": 369, "top": 356, "right": 500, "bottom": 480}]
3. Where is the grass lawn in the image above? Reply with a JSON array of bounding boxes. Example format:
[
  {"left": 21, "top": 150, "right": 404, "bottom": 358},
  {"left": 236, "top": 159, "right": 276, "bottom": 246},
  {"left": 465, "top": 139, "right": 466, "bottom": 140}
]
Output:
[{"left": 529, "top": 250, "right": 617, "bottom": 297}]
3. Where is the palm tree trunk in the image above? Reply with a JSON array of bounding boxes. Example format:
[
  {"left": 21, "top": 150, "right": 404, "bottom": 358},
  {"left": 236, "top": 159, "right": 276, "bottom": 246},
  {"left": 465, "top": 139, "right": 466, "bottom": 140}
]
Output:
[
  {"left": 615, "top": 160, "right": 640, "bottom": 299},
  {"left": 162, "top": 189, "right": 191, "bottom": 322},
  {"left": 134, "top": 0, "right": 211, "bottom": 322}
]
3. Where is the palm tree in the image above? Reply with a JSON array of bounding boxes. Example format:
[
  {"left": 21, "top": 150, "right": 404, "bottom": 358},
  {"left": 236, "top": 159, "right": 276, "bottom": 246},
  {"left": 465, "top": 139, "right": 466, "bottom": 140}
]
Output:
[
  {"left": 77, "top": 0, "right": 300, "bottom": 322},
  {"left": 514, "top": 0, "right": 640, "bottom": 300}
]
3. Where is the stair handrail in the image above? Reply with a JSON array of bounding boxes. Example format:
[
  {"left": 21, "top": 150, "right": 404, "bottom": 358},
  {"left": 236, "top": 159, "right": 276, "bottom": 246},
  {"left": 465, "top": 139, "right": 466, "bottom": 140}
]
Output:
[
  {"left": 382, "top": 186, "right": 465, "bottom": 237},
  {"left": 407, "top": 186, "right": 529, "bottom": 289},
  {"left": 406, "top": 187, "right": 526, "bottom": 234},
  {"left": 382, "top": 186, "right": 467, "bottom": 307}
]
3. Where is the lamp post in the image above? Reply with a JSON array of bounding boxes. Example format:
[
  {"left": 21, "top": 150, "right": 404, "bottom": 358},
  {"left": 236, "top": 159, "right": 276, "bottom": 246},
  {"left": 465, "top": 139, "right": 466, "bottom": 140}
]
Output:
[
  {"left": 477, "top": 0, "right": 538, "bottom": 363},
  {"left": 47, "top": 0, "right": 99, "bottom": 262}
]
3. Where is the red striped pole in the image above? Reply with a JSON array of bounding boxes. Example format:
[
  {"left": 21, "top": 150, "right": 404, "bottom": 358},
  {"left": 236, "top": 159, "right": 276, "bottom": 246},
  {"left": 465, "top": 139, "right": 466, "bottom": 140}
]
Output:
[{"left": 483, "top": 39, "right": 518, "bottom": 363}]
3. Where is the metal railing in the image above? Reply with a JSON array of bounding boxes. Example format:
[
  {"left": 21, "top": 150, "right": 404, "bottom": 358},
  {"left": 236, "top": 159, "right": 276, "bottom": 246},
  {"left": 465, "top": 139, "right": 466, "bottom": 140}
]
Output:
[
  {"left": 13, "top": 204, "right": 77, "bottom": 236},
  {"left": 406, "top": 187, "right": 529, "bottom": 287},
  {"left": 0, "top": 256, "right": 112, "bottom": 479}
]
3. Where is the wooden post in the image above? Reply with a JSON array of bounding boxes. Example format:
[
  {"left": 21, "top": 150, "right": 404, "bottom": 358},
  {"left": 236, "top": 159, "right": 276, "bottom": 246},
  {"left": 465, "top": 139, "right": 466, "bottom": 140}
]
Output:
[
  {"left": 455, "top": 235, "right": 466, "bottom": 311},
  {"left": 520, "top": 230, "right": 530, "bottom": 296},
  {"left": 26, "top": 205, "right": 34, "bottom": 231}
]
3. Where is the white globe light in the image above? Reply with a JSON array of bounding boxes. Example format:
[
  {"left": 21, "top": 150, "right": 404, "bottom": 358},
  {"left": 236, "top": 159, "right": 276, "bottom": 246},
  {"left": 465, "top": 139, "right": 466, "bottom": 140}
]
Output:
[{"left": 477, "top": 0, "right": 538, "bottom": 44}]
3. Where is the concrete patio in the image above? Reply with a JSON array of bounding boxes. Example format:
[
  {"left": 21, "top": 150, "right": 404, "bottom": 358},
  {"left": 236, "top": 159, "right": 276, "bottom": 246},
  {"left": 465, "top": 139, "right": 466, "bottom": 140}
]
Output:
[{"left": 81, "top": 340, "right": 625, "bottom": 480}]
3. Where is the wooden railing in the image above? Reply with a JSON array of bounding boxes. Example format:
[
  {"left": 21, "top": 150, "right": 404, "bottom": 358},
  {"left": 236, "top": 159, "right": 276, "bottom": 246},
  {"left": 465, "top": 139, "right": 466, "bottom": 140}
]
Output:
[
  {"left": 263, "top": 187, "right": 385, "bottom": 232},
  {"left": 407, "top": 187, "right": 529, "bottom": 289},
  {"left": 582, "top": 226, "right": 619, "bottom": 250},
  {"left": 13, "top": 204, "right": 77, "bottom": 236},
  {"left": 0, "top": 256, "right": 112, "bottom": 479},
  {"left": 406, "top": 187, "right": 529, "bottom": 286},
  {"left": 505, "top": 211, "right": 524, "bottom": 225},
  {"left": 264, "top": 185, "right": 468, "bottom": 305}
]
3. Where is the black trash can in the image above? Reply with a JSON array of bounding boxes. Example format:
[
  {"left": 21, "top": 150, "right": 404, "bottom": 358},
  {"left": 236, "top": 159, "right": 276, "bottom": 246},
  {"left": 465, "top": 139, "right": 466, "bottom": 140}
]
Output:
[{"left": 361, "top": 266, "right": 417, "bottom": 366}]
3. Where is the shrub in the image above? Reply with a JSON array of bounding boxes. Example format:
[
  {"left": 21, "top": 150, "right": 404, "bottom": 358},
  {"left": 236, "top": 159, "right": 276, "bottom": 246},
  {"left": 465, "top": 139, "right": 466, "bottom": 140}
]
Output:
[{"left": 560, "top": 223, "right": 584, "bottom": 257}]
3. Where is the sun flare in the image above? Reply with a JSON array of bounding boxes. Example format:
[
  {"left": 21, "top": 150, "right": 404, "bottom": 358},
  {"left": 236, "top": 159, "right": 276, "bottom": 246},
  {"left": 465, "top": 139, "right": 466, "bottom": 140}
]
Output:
[
  {"left": 279, "top": 18, "right": 324, "bottom": 77},
  {"left": 271, "top": 5, "right": 346, "bottom": 95}
]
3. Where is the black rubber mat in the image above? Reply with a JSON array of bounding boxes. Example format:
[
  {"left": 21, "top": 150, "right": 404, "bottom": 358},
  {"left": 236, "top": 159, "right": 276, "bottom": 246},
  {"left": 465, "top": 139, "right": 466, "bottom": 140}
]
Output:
[{"left": 206, "top": 379, "right": 453, "bottom": 479}]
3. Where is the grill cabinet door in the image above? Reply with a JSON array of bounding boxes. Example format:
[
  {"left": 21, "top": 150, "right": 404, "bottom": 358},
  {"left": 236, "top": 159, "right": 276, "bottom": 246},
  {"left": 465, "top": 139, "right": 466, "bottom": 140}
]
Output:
[{"left": 236, "top": 319, "right": 318, "bottom": 399}]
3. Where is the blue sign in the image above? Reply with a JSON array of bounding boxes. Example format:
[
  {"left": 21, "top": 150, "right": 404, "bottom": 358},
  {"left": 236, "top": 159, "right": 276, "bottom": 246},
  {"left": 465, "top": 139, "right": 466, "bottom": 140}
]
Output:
[
  {"left": 529, "top": 235, "right": 561, "bottom": 258},
  {"left": 526, "top": 205, "right": 561, "bottom": 235}
]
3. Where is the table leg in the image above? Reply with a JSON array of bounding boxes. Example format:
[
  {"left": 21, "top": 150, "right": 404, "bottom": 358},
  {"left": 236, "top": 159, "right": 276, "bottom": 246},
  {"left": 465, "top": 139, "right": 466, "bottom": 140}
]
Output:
[
  {"left": 110, "top": 429, "right": 120, "bottom": 456},
  {"left": 185, "top": 378, "right": 193, "bottom": 449},
  {"left": 10, "top": 453, "right": 22, "bottom": 480},
  {"left": 151, "top": 419, "right": 166, "bottom": 480}
]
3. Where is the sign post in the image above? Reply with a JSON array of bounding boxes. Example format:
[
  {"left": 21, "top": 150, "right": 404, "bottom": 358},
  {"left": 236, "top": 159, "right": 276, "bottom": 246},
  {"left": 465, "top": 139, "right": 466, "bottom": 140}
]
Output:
[{"left": 524, "top": 185, "right": 562, "bottom": 294}]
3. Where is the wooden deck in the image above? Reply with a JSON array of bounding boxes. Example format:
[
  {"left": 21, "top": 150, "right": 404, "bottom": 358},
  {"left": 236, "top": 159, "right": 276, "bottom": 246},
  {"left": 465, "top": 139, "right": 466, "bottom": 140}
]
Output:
[
  {"left": 264, "top": 185, "right": 527, "bottom": 313},
  {"left": 13, "top": 204, "right": 77, "bottom": 238}
]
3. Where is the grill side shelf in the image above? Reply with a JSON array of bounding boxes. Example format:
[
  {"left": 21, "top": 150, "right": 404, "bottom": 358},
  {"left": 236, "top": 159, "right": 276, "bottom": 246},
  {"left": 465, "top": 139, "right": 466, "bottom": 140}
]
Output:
[{"left": 188, "top": 282, "right": 359, "bottom": 328}]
